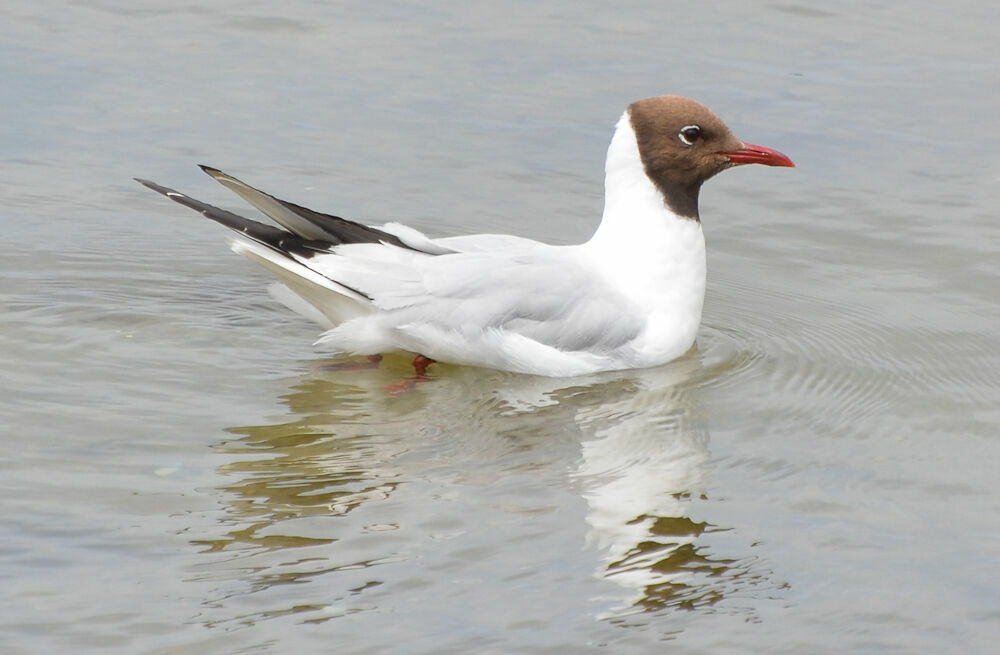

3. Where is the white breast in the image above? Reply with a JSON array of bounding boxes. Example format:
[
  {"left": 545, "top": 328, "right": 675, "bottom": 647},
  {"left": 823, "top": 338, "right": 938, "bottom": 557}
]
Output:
[{"left": 583, "top": 112, "right": 707, "bottom": 368}]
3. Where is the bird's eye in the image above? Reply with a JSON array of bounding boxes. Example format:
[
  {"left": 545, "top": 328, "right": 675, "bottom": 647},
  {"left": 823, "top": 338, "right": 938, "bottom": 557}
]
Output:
[{"left": 678, "top": 125, "right": 702, "bottom": 146}]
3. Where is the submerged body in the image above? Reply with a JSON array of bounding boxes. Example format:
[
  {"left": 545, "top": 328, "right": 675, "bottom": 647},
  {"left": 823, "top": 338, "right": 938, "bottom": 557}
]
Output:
[{"left": 138, "top": 96, "right": 792, "bottom": 376}]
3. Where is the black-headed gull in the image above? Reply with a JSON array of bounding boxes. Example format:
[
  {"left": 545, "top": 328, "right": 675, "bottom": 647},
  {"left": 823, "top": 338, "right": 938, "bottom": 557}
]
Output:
[{"left": 137, "top": 95, "right": 793, "bottom": 378}]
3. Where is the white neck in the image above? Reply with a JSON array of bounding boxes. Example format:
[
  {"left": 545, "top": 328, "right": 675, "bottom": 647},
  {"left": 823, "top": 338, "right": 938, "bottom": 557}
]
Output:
[
  {"left": 583, "top": 111, "right": 707, "bottom": 363},
  {"left": 589, "top": 111, "right": 699, "bottom": 244}
]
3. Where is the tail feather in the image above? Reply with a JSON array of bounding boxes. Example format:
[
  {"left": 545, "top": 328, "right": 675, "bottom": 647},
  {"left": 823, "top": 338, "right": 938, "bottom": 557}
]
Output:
[
  {"left": 266, "top": 282, "right": 338, "bottom": 328},
  {"left": 135, "top": 176, "right": 373, "bottom": 326},
  {"left": 231, "top": 238, "right": 371, "bottom": 324}
]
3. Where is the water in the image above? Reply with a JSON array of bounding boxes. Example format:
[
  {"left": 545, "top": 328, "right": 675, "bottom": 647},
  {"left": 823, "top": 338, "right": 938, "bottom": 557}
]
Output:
[{"left": 2, "top": 1, "right": 999, "bottom": 653}]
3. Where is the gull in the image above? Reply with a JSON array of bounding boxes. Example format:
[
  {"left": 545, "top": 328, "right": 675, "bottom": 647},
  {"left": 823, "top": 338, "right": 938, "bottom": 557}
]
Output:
[{"left": 136, "top": 95, "right": 793, "bottom": 378}]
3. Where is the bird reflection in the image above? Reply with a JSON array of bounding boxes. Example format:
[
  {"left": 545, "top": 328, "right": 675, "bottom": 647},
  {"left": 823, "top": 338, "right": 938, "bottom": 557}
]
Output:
[
  {"left": 567, "top": 359, "right": 736, "bottom": 617},
  {"left": 198, "top": 352, "right": 767, "bottom": 624}
]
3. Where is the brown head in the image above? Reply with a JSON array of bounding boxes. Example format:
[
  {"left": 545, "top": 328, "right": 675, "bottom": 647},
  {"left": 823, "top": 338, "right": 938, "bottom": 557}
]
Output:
[{"left": 628, "top": 95, "right": 794, "bottom": 220}]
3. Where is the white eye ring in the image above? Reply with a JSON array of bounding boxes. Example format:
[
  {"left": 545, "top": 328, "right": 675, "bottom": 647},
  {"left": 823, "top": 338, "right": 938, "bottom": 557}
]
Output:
[{"left": 678, "top": 125, "right": 701, "bottom": 146}]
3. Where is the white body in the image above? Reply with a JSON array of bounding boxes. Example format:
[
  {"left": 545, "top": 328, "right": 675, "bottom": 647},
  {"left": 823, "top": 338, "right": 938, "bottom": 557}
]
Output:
[{"left": 232, "top": 112, "right": 706, "bottom": 377}]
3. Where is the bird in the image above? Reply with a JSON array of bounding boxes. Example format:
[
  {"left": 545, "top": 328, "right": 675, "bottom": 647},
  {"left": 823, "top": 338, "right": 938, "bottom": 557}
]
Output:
[{"left": 136, "top": 95, "right": 793, "bottom": 379}]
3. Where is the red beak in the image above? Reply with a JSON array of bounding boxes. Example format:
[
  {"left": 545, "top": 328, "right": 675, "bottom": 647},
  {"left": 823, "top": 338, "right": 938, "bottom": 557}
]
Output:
[{"left": 721, "top": 142, "right": 795, "bottom": 167}]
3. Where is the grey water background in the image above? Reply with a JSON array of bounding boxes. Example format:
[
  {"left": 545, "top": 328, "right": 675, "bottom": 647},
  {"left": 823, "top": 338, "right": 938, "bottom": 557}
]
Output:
[{"left": 2, "top": 1, "right": 999, "bottom": 653}]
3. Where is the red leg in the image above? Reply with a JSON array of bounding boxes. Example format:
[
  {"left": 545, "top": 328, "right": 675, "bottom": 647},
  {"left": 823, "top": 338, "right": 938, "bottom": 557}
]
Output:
[
  {"left": 386, "top": 354, "right": 436, "bottom": 395},
  {"left": 412, "top": 354, "right": 435, "bottom": 377}
]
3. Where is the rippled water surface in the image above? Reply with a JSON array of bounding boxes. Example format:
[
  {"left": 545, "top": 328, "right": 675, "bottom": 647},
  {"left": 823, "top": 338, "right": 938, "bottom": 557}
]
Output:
[{"left": 2, "top": 2, "right": 999, "bottom": 653}]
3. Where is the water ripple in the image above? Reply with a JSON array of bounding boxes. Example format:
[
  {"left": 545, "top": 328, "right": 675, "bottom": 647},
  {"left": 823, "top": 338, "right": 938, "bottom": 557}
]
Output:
[{"left": 705, "top": 276, "right": 999, "bottom": 439}]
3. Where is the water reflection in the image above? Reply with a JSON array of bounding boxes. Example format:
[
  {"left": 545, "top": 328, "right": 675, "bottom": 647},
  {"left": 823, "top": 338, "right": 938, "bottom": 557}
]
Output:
[
  {"left": 570, "top": 361, "right": 717, "bottom": 617},
  {"left": 198, "top": 351, "right": 768, "bottom": 627}
]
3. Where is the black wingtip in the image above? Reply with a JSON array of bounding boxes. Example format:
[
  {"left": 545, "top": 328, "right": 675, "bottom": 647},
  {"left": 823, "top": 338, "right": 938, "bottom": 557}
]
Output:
[
  {"left": 198, "top": 164, "right": 222, "bottom": 175},
  {"left": 134, "top": 177, "right": 175, "bottom": 196}
]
